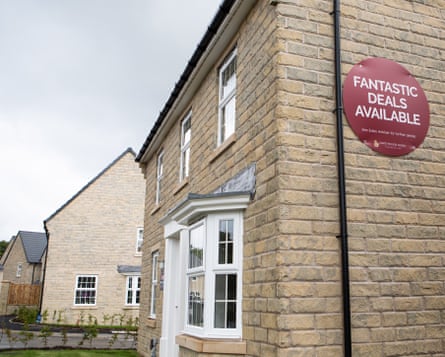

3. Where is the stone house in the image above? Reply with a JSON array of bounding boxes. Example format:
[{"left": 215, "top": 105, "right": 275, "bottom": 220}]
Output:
[
  {"left": 0, "top": 231, "right": 47, "bottom": 314},
  {"left": 136, "top": 1, "right": 444, "bottom": 356},
  {"left": 40, "top": 148, "right": 145, "bottom": 325},
  {"left": 0, "top": 231, "right": 47, "bottom": 285}
]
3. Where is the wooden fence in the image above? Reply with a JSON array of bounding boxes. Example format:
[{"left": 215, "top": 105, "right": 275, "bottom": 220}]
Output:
[{"left": 7, "top": 283, "right": 41, "bottom": 306}]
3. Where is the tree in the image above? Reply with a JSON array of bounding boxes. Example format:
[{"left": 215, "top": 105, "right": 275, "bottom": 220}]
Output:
[{"left": 0, "top": 240, "right": 9, "bottom": 259}]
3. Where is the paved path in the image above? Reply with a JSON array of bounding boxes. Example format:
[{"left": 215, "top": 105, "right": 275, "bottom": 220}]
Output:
[{"left": 0, "top": 315, "right": 137, "bottom": 350}]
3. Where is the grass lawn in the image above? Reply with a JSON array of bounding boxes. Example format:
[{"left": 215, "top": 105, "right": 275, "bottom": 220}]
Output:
[{"left": 0, "top": 350, "right": 138, "bottom": 357}]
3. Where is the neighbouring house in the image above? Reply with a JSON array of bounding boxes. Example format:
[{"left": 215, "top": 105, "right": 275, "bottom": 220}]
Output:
[
  {"left": 0, "top": 231, "right": 47, "bottom": 285},
  {"left": 40, "top": 148, "right": 145, "bottom": 326},
  {"left": 135, "top": 1, "right": 444, "bottom": 357},
  {"left": 0, "top": 231, "right": 47, "bottom": 314}
]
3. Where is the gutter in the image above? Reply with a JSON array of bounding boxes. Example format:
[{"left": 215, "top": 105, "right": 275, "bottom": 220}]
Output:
[
  {"left": 332, "top": 1, "right": 352, "bottom": 355},
  {"left": 136, "top": 0, "right": 236, "bottom": 163}
]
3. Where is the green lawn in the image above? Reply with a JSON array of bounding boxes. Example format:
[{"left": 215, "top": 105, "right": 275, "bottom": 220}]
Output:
[{"left": 0, "top": 350, "right": 138, "bottom": 357}]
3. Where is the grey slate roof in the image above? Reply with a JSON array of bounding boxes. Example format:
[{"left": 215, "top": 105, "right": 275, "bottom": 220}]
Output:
[
  {"left": 18, "top": 231, "right": 47, "bottom": 264},
  {"left": 117, "top": 265, "right": 141, "bottom": 274}
]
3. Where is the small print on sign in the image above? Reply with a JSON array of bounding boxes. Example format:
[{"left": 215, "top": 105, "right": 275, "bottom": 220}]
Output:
[{"left": 343, "top": 58, "right": 429, "bottom": 156}]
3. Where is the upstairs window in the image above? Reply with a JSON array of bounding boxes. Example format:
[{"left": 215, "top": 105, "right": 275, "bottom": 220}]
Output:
[
  {"left": 180, "top": 113, "right": 191, "bottom": 181},
  {"left": 136, "top": 228, "right": 144, "bottom": 254},
  {"left": 156, "top": 151, "right": 164, "bottom": 204},
  {"left": 218, "top": 49, "right": 237, "bottom": 145},
  {"left": 16, "top": 263, "right": 22, "bottom": 277}
]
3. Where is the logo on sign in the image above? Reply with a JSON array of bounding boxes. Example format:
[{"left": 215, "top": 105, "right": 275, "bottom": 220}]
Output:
[{"left": 343, "top": 58, "right": 429, "bottom": 156}]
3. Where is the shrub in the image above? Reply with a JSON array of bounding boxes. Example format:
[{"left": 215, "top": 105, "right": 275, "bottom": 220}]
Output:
[{"left": 16, "top": 306, "right": 39, "bottom": 325}]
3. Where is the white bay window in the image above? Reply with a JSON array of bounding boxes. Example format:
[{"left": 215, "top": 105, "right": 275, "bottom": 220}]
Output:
[
  {"left": 185, "top": 213, "right": 242, "bottom": 338},
  {"left": 159, "top": 192, "right": 249, "bottom": 352}
]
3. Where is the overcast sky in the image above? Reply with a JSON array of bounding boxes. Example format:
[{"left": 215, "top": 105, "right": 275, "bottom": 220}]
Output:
[{"left": 0, "top": 0, "right": 222, "bottom": 240}]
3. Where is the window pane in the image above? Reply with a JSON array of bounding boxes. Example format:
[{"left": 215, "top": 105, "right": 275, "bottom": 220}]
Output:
[
  {"left": 221, "top": 57, "right": 236, "bottom": 99},
  {"left": 214, "top": 274, "right": 237, "bottom": 329},
  {"left": 215, "top": 275, "right": 226, "bottom": 300},
  {"left": 188, "top": 275, "right": 204, "bottom": 327},
  {"left": 221, "top": 97, "right": 236, "bottom": 142},
  {"left": 189, "top": 224, "right": 204, "bottom": 269},
  {"left": 181, "top": 146, "right": 190, "bottom": 179},
  {"left": 183, "top": 117, "right": 191, "bottom": 144},
  {"left": 227, "top": 302, "right": 237, "bottom": 328},
  {"left": 75, "top": 290, "right": 96, "bottom": 305},
  {"left": 227, "top": 274, "right": 237, "bottom": 300},
  {"left": 218, "top": 219, "right": 234, "bottom": 264},
  {"left": 214, "top": 302, "right": 226, "bottom": 328}
]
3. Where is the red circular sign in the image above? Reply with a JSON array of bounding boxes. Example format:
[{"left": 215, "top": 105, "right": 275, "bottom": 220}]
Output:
[{"left": 343, "top": 57, "right": 429, "bottom": 156}]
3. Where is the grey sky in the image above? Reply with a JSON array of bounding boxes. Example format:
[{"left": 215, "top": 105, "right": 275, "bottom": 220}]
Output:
[{"left": 0, "top": 0, "right": 221, "bottom": 240}]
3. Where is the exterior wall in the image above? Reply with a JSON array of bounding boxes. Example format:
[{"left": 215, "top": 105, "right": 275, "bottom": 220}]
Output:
[
  {"left": 1, "top": 238, "right": 41, "bottom": 284},
  {"left": 138, "top": 0, "right": 445, "bottom": 356},
  {"left": 275, "top": 0, "right": 444, "bottom": 356},
  {"left": 138, "top": 1, "right": 280, "bottom": 355},
  {"left": 338, "top": 1, "right": 445, "bottom": 356},
  {"left": 41, "top": 150, "right": 145, "bottom": 325}
]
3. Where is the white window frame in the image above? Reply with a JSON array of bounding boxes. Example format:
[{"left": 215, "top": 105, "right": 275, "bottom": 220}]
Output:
[
  {"left": 150, "top": 251, "right": 160, "bottom": 318},
  {"left": 126, "top": 275, "right": 141, "bottom": 306},
  {"left": 156, "top": 151, "right": 164, "bottom": 204},
  {"left": 183, "top": 212, "right": 243, "bottom": 339},
  {"left": 136, "top": 228, "right": 144, "bottom": 254},
  {"left": 218, "top": 48, "right": 237, "bottom": 146},
  {"left": 74, "top": 275, "right": 98, "bottom": 306},
  {"left": 185, "top": 221, "right": 206, "bottom": 335},
  {"left": 16, "top": 263, "right": 22, "bottom": 277},
  {"left": 180, "top": 112, "right": 191, "bottom": 182}
]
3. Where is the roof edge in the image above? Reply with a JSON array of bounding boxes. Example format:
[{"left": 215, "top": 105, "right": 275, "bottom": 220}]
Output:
[
  {"left": 44, "top": 148, "right": 135, "bottom": 224},
  {"left": 136, "top": 0, "right": 237, "bottom": 162}
]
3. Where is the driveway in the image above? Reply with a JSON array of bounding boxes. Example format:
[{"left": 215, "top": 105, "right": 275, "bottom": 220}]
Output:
[{"left": 0, "top": 315, "right": 137, "bottom": 350}]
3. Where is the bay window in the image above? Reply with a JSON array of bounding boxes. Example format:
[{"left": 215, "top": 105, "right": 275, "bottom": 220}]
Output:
[
  {"left": 160, "top": 192, "right": 250, "bottom": 353},
  {"left": 184, "top": 212, "right": 242, "bottom": 338}
]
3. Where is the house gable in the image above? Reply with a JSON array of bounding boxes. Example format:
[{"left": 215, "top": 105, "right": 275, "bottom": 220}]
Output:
[{"left": 41, "top": 147, "right": 145, "bottom": 325}]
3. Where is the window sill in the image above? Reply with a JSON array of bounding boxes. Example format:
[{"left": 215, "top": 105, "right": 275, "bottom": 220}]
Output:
[
  {"left": 209, "top": 134, "right": 236, "bottom": 164},
  {"left": 123, "top": 306, "right": 139, "bottom": 310},
  {"left": 71, "top": 306, "right": 98, "bottom": 310},
  {"left": 150, "top": 204, "right": 161, "bottom": 216},
  {"left": 173, "top": 178, "right": 189, "bottom": 196},
  {"left": 176, "top": 334, "right": 246, "bottom": 355},
  {"left": 146, "top": 318, "right": 157, "bottom": 328}
]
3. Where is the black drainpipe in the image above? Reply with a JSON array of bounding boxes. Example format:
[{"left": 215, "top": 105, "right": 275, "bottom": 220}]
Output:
[
  {"left": 332, "top": 0, "right": 352, "bottom": 356},
  {"left": 39, "top": 222, "right": 50, "bottom": 315}
]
